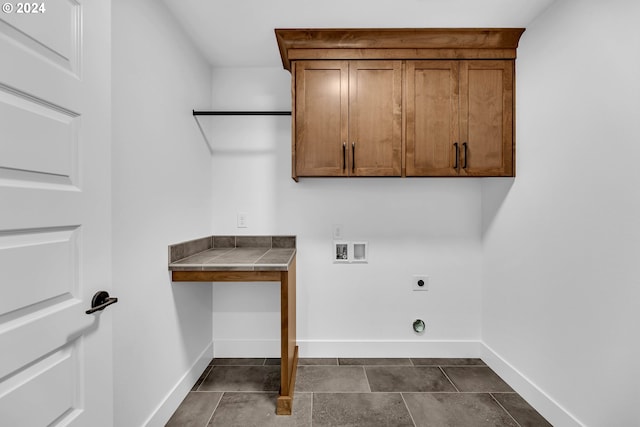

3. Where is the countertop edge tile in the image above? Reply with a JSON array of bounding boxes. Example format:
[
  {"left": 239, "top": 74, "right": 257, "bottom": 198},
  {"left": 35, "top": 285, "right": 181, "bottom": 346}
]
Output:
[
  {"left": 169, "top": 265, "right": 205, "bottom": 271},
  {"left": 253, "top": 265, "right": 289, "bottom": 271},
  {"left": 200, "top": 265, "right": 256, "bottom": 271},
  {"left": 212, "top": 236, "right": 236, "bottom": 249},
  {"left": 168, "top": 235, "right": 296, "bottom": 272},
  {"left": 168, "top": 236, "right": 213, "bottom": 263},
  {"left": 236, "top": 236, "right": 272, "bottom": 248},
  {"left": 272, "top": 236, "right": 296, "bottom": 249}
]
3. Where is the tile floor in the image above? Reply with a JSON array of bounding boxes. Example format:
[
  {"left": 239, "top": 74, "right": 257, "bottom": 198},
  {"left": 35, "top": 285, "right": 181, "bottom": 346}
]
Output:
[{"left": 166, "top": 358, "right": 552, "bottom": 427}]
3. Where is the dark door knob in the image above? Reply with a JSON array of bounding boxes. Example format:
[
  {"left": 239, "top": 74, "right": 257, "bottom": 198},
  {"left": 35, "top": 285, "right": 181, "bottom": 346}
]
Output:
[{"left": 86, "top": 291, "right": 118, "bottom": 314}]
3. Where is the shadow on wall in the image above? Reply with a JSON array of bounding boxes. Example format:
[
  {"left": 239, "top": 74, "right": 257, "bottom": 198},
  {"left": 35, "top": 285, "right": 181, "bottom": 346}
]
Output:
[
  {"left": 170, "top": 275, "right": 213, "bottom": 358},
  {"left": 481, "top": 178, "right": 515, "bottom": 239},
  {"left": 193, "top": 116, "right": 214, "bottom": 155}
]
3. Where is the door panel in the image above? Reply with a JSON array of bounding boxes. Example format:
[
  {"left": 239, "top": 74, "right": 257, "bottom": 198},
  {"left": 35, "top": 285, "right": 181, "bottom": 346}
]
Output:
[
  {"left": 0, "top": 89, "right": 78, "bottom": 184},
  {"left": 295, "top": 61, "right": 348, "bottom": 177},
  {"left": 0, "top": 1, "right": 112, "bottom": 426},
  {"left": 0, "top": 0, "right": 79, "bottom": 73},
  {"left": 0, "top": 299, "right": 89, "bottom": 381},
  {"left": 460, "top": 61, "right": 514, "bottom": 176},
  {"left": 0, "top": 227, "right": 78, "bottom": 317},
  {"left": 349, "top": 61, "right": 402, "bottom": 176},
  {"left": 406, "top": 61, "right": 460, "bottom": 176},
  {"left": 0, "top": 343, "right": 79, "bottom": 426}
]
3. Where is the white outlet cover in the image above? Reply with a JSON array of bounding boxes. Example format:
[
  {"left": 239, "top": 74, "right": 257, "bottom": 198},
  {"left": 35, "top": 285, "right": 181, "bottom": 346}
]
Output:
[
  {"left": 412, "top": 275, "right": 429, "bottom": 291},
  {"left": 332, "top": 224, "right": 343, "bottom": 239},
  {"left": 237, "top": 212, "right": 248, "bottom": 228}
]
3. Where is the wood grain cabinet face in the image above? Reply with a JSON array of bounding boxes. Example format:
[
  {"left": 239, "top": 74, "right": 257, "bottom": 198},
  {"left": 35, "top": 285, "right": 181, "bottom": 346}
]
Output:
[
  {"left": 461, "top": 60, "right": 514, "bottom": 176},
  {"left": 406, "top": 60, "right": 514, "bottom": 177},
  {"left": 294, "top": 61, "right": 348, "bottom": 177},
  {"left": 278, "top": 29, "right": 524, "bottom": 179},
  {"left": 293, "top": 60, "right": 402, "bottom": 178},
  {"left": 406, "top": 61, "right": 460, "bottom": 176}
]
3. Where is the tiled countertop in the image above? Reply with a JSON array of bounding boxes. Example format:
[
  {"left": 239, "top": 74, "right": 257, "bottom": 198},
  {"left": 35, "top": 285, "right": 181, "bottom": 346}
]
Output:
[{"left": 168, "top": 235, "right": 296, "bottom": 272}]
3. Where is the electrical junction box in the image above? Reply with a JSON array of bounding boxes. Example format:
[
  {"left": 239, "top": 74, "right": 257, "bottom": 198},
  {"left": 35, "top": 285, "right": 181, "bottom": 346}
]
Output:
[
  {"left": 333, "top": 241, "right": 368, "bottom": 263},
  {"left": 412, "top": 275, "right": 429, "bottom": 291}
]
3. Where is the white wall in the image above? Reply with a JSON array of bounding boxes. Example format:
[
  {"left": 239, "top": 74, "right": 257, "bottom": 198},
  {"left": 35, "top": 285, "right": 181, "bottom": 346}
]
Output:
[
  {"left": 112, "top": 1, "right": 213, "bottom": 425},
  {"left": 210, "top": 68, "right": 483, "bottom": 357},
  {"left": 482, "top": 0, "right": 640, "bottom": 426}
]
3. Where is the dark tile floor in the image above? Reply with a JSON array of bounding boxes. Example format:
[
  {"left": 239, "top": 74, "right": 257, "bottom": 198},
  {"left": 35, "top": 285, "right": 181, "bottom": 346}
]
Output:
[{"left": 166, "top": 358, "right": 552, "bottom": 427}]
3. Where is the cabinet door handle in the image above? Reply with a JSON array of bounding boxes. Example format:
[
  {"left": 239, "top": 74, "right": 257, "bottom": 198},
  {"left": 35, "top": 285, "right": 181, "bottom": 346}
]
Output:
[
  {"left": 462, "top": 142, "right": 468, "bottom": 169},
  {"left": 352, "top": 142, "right": 356, "bottom": 172},
  {"left": 342, "top": 142, "right": 346, "bottom": 170},
  {"left": 453, "top": 142, "right": 459, "bottom": 169}
]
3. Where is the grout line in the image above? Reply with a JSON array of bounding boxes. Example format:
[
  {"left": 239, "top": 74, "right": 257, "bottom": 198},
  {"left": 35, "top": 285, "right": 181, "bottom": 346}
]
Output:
[
  {"left": 361, "top": 366, "right": 372, "bottom": 393},
  {"left": 310, "top": 392, "right": 314, "bottom": 426},
  {"left": 253, "top": 249, "right": 272, "bottom": 265},
  {"left": 400, "top": 393, "right": 418, "bottom": 427},
  {"left": 204, "top": 391, "right": 224, "bottom": 427},
  {"left": 194, "top": 366, "right": 212, "bottom": 392},
  {"left": 200, "top": 390, "right": 279, "bottom": 394},
  {"left": 439, "top": 366, "right": 460, "bottom": 392},
  {"left": 338, "top": 364, "right": 415, "bottom": 367},
  {"left": 490, "top": 393, "right": 522, "bottom": 427},
  {"left": 411, "top": 364, "right": 488, "bottom": 367}
]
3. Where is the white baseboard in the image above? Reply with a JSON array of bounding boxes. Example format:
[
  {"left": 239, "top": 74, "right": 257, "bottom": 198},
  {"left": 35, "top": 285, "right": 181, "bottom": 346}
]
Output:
[
  {"left": 213, "top": 338, "right": 482, "bottom": 358},
  {"left": 143, "top": 341, "right": 214, "bottom": 427},
  {"left": 299, "top": 339, "right": 482, "bottom": 358},
  {"left": 213, "top": 339, "right": 280, "bottom": 357},
  {"left": 481, "top": 343, "right": 584, "bottom": 427}
]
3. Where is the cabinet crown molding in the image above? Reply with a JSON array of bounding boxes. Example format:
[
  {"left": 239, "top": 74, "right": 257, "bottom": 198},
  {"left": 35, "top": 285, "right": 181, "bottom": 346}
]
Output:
[{"left": 275, "top": 28, "right": 525, "bottom": 71}]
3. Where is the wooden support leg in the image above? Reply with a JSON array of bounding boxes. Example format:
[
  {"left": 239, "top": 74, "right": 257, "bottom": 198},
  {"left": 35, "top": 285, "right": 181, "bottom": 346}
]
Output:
[
  {"left": 277, "top": 257, "right": 297, "bottom": 415},
  {"left": 277, "top": 345, "right": 299, "bottom": 415}
]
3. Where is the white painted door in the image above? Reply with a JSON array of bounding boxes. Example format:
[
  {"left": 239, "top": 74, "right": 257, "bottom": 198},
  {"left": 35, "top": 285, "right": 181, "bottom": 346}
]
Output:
[{"left": 0, "top": 1, "right": 113, "bottom": 426}]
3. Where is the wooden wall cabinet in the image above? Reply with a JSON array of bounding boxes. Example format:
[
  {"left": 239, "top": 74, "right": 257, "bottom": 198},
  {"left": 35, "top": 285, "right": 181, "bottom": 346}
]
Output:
[
  {"left": 294, "top": 60, "right": 402, "bottom": 177},
  {"left": 406, "top": 60, "right": 514, "bottom": 176},
  {"left": 276, "top": 28, "right": 524, "bottom": 180}
]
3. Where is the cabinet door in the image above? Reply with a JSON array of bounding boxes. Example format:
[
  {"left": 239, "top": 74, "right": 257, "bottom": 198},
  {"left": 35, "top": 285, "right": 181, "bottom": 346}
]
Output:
[
  {"left": 349, "top": 61, "right": 402, "bottom": 176},
  {"left": 294, "top": 61, "right": 348, "bottom": 177},
  {"left": 406, "top": 61, "right": 460, "bottom": 176},
  {"left": 459, "top": 60, "right": 514, "bottom": 176}
]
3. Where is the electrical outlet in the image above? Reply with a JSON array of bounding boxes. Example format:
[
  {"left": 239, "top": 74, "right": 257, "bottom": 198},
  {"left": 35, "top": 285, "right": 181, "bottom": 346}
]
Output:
[
  {"left": 332, "top": 224, "right": 343, "bottom": 239},
  {"left": 412, "top": 275, "right": 429, "bottom": 291},
  {"left": 237, "top": 212, "right": 248, "bottom": 228}
]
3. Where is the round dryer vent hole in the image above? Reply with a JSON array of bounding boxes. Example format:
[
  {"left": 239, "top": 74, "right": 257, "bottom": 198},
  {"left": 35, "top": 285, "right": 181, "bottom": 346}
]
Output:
[{"left": 413, "top": 319, "right": 426, "bottom": 334}]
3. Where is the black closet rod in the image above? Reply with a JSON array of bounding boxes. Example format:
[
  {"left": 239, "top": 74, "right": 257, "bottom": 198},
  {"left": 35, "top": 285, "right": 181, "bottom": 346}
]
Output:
[{"left": 193, "top": 110, "right": 291, "bottom": 116}]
